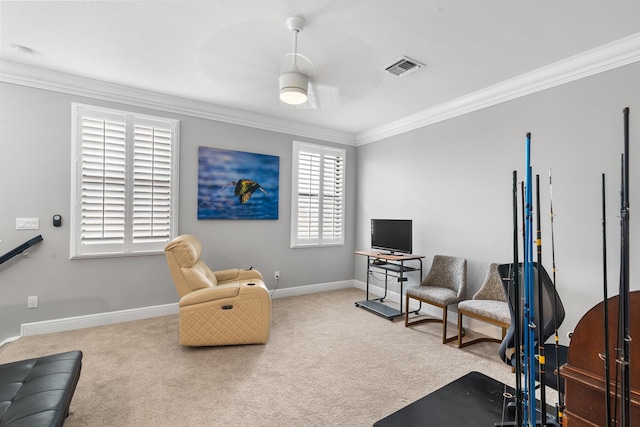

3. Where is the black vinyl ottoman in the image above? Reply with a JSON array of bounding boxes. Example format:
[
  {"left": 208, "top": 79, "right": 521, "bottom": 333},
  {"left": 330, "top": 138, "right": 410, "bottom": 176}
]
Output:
[{"left": 0, "top": 350, "right": 82, "bottom": 427}]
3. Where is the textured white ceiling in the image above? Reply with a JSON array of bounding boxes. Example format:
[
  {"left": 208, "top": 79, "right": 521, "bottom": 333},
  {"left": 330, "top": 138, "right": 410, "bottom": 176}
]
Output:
[{"left": 2, "top": 1, "right": 640, "bottom": 140}]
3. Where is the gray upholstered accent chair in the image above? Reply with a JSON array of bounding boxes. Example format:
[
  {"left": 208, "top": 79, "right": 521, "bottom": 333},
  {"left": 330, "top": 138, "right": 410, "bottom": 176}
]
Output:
[
  {"left": 457, "top": 263, "right": 510, "bottom": 348},
  {"left": 405, "top": 255, "right": 467, "bottom": 344}
]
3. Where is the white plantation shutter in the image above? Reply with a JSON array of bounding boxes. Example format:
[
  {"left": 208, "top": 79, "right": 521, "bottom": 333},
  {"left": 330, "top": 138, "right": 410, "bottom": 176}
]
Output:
[
  {"left": 322, "top": 152, "right": 343, "bottom": 240},
  {"left": 291, "top": 141, "right": 345, "bottom": 247},
  {"left": 71, "top": 104, "right": 179, "bottom": 258},
  {"left": 132, "top": 120, "right": 173, "bottom": 246},
  {"left": 78, "top": 112, "right": 127, "bottom": 251},
  {"left": 297, "top": 150, "right": 321, "bottom": 240}
]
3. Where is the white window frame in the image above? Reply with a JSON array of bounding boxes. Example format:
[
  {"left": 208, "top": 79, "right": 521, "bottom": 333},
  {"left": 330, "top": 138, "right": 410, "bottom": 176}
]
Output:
[
  {"left": 70, "top": 103, "right": 180, "bottom": 259},
  {"left": 291, "top": 141, "right": 345, "bottom": 248}
]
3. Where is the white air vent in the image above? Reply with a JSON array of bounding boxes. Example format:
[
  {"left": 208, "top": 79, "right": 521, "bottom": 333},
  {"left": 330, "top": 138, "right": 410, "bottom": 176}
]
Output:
[{"left": 384, "top": 56, "right": 425, "bottom": 77}]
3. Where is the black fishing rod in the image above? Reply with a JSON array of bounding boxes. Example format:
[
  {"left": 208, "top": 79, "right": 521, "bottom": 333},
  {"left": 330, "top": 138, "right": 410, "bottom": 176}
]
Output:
[
  {"left": 548, "top": 170, "right": 564, "bottom": 424},
  {"left": 617, "top": 107, "right": 630, "bottom": 427},
  {"left": 499, "top": 172, "right": 525, "bottom": 427},
  {"left": 497, "top": 172, "right": 525, "bottom": 427},
  {"left": 612, "top": 155, "right": 623, "bottom": 426},
  {"left": 601, "top": 173, "right": 612, "bottom": 427},
  {"left": 514, "top": 170, "right": 523, "bottom": 427},
  {"left": 535, "top": 174, "right": 547, "bottom": 424}
]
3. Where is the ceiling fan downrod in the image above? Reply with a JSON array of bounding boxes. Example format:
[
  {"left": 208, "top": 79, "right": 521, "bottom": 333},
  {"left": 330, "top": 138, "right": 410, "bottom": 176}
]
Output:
[
  {"left": 279, "top": 15, "right": 309, "bottom": 105},
  {"left": 287, "top": 15, "right": 306, "bottom": 68}
]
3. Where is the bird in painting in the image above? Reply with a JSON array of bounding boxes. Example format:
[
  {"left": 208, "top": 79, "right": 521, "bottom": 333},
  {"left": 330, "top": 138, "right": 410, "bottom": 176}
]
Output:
[{"left": 221, "top": 179, "right": 268, "bottom": 204}]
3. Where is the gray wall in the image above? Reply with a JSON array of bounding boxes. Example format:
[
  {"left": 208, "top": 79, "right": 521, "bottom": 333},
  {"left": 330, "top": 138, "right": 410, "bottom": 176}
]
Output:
[
  {"left": 2, "top": 61, "right": 639, "bottom": 345},
  {"left": 0, "top": 82, "right": 357, "bottom": 341},
  {"left": 355, "top": 62, "right": 640, "bottom": 344}
]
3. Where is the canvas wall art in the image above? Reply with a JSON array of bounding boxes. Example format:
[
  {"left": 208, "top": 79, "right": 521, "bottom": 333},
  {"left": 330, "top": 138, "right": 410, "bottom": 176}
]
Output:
[{"left": 198, "top": 146, "right": 279, "bottom": 220}]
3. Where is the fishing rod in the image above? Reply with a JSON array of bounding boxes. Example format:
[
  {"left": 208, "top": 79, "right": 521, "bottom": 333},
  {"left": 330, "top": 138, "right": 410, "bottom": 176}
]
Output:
[
  {"left": 617, "top": 107, "right": 631, "bottom": 427},
  {"left": 548, "top": 169, "right": 564, "bottom": 424},
  {"left": 498, "top": 172, "right": 525, "bottom": 427},
  {"left": 600, "top": 173, "right": 612, "bottom": 427},
  {"left": 498, "top": 172, "right": 526, "bottom": 427},
  {"left": 535, "top": 174, "right": 547, "bottom": 424},
  {"left": 513, "top": 170, "right": 523, "bottom": 427},
  {"left": 612, "top": 155, "right": 623, "bottom": 426},
  {"left": 511, "top": 171, "right": 523, "bottom": 427},
  {"left": 521, "top": 181, "right": 526, "bottom": 260},
  {"left": 524, "top": 132, "right": 536, "bottom": 427}
]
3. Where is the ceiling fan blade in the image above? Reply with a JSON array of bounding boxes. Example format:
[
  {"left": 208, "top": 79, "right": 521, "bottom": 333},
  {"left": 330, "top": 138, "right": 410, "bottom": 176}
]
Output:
[{"left": 198, "top": 18, "right": 384, "bottom": 110}]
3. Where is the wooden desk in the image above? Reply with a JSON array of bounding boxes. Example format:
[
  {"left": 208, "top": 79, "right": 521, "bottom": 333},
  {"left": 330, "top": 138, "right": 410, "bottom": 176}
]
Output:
[{"left": 355, "top": 251, "right": 424, "bottom": 320}]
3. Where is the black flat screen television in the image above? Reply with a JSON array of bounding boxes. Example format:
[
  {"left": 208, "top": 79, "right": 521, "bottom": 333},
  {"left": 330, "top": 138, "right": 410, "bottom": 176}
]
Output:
[{"left": 371, "top": 219, "right": 412, "bottom": 254}]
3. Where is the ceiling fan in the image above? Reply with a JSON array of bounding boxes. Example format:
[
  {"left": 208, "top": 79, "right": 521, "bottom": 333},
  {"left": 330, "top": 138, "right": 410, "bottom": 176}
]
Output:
[
  {"left": 278, "top": 16, "right": 312, "bottom": 106},
  {"left": 199, "top": 15, "right": 383, "bottom": 110}
]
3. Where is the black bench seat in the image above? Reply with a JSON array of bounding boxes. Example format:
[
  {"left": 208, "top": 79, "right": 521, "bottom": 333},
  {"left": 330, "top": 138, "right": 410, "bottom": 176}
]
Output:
[{"left": 0, "top": 350, "right": 82, "bottom": 427}]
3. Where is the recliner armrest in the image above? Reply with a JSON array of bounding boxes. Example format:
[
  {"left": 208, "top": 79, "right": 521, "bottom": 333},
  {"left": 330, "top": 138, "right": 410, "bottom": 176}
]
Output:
[
  {"left": 179, "top": 283, "right": 240, "bottom": 307},
  {"left": 215, "top": 268, "right": 264, "bottom": 283},
  {"left": 238, "top": 280, "right": 269, "bottom": 296}
]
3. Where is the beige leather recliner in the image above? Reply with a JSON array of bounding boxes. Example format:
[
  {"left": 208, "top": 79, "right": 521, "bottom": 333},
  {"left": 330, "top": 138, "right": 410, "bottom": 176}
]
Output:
[{"left": 164, "top": 234, "right": 271, "bottom": 346}]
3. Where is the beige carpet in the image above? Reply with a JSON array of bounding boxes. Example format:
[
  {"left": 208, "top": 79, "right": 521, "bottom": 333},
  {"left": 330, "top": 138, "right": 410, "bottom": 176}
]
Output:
[{"left": 0, "top": 288, "right": 521, "bottom": 426}]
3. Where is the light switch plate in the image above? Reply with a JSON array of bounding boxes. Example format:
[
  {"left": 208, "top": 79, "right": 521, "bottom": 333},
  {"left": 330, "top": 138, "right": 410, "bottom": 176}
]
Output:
[{"left": 16, "top": 218, "right": 39, "bottom": 230}]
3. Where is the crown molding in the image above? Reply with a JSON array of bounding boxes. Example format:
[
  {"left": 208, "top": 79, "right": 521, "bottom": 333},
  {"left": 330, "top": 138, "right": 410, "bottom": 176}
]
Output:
[
  {"left": 3, "top": 32, "right": 639, "bottom": 147},
  {"left": 356, "top": 32, "right": 640, "bottom": 145},
  {"left": 0, "top": 60, "right": 357, "bottom": 146}
]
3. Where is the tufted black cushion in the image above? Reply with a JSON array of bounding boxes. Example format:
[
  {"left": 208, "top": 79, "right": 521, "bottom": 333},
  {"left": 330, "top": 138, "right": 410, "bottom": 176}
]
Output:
[{"left": 0, "top": 350, "right": 82, "bottom": 427}]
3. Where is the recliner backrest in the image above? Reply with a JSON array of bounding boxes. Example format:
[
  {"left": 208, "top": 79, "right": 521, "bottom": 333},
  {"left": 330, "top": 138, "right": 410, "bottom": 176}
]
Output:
[{"left": 165, "top": 234, "right": 218, "bottom": 297}]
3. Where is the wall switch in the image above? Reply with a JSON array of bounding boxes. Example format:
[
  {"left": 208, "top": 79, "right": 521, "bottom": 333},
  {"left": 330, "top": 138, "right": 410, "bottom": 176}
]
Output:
[
  {"left": 274, "top": 271, "right": 280, "bottom": 280},
  {"left": 16, "top": 218, "right": 39, "bottom": 230},
  {"left": 27, "top": 296, "right": 38, "bottom": 308}
]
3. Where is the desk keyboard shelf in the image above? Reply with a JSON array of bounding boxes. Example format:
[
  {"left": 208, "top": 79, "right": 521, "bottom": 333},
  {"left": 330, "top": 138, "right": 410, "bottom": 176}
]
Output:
[{"left": 369, "top": 262, "right": 420, "bottom": 274}]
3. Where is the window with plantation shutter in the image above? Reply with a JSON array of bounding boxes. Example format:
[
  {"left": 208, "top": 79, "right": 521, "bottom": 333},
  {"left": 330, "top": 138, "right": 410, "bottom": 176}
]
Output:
[
  {"left": 71, "top": 104, "right": 179, "bottom": 258},
  {"left": 291, "top": 141, "right": 345, "bottom": 248}
]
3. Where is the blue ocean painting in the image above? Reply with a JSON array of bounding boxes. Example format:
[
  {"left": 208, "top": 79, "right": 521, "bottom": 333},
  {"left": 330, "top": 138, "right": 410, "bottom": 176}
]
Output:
[{"left": 198, "top": 146, "right": 279, "bottom": 220}]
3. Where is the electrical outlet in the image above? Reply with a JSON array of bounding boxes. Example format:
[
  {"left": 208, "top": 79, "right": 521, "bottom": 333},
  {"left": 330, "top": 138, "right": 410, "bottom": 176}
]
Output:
[
  {"left": 274, "top": 271, "right": 280, "bottom": 280},
  {"left": 27, "top": 296, "right": 38, "bottom": 308}
]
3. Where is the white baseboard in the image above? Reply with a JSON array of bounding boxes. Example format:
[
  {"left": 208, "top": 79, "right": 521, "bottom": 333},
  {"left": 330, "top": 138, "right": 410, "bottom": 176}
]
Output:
[
  {"left": 18, "top": 280, "right": 356, "bottom": 338},
  {"left": 353, "top": 280, "right": 504, "bottom": 340},
  {"left": 0, "top": 335, "right": 21, "bottom": 348},
  {"left": 16, "top": 280, "right": 502, "bottom": 341},
  {"left": 269, "top": 279, "right": 355, "bottom": 299},
  {"left": 20, "top": 303, "right": 179, "bottom": 337}
]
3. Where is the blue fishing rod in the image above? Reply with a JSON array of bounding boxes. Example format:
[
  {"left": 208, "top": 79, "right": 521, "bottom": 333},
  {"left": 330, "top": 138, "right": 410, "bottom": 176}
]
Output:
[{"left": 523, "top": 132, "right": 536, "bottom": 427}]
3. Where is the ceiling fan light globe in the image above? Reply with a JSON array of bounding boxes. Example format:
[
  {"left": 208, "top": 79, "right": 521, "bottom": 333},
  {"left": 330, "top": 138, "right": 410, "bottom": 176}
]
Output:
[
  {"left": 280, "top": 88, "right": 308, "bottom": 105},
  {"left": 279, "top": 71, "right": 308, "bottom": 105}
]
